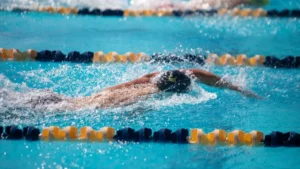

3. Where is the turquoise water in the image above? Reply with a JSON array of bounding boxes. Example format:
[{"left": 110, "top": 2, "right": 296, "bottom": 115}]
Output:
[
  {"left": 1, "top": 12, "right": 300, "bottom": 56},
  {"left": 0, "top": 62, "right": 299, "bottom": 169},
  {"left": 1, "top": 1, "right": 300, "bottom": 169}
]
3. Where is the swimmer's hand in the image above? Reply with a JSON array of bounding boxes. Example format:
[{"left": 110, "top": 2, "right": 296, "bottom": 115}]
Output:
[
  {"left": 239, "top": 88, "right": 263, "bottom": 99},
  {"left": 183, "top": 69, "right": 263, "bottom": 99}
]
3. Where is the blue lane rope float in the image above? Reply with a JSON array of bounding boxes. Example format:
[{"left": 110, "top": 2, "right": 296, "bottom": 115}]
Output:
[
  {"left": 134, "top": 128, "right": 152, "bottom": 142},
  {"left": 153, "top": 128, "right": 172, "bottom": 142},
  {"left": 0, "top": 125, "right": 300, "bottom": 147},
  {"left": 1, "top": 48, "right": 299, "bottom": 68},
  {"left": 23, "top": 126, "right": 41, "bottom": 141},
  {"left": 2, "top": 6, "right": 300, "bottom": 18},
  {"left": 0, "top": 125, "right": 41, "bottom": 140}
]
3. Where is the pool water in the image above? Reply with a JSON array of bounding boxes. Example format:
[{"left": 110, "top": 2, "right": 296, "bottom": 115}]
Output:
[
  {"left": 1, "top": 12, "right": 300, "bottom": 56},
  {"left": 0, "top": 0, "right": 300, "bottom": 169}
]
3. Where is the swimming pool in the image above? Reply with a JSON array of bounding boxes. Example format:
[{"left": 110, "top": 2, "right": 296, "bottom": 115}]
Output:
[{"left": 1, "top": 0, "right": 300, "bottom": 169}]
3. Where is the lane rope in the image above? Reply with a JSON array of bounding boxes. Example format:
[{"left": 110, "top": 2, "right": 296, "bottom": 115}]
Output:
[
  {"left": 1, "top": 125, "right": 299, "bottom": 147},
  {"left": 2, "top": 7, "right": 300, "bottom": 18},
  {"left": 1, "top": 48, "right": 299, "bottom": 68}
]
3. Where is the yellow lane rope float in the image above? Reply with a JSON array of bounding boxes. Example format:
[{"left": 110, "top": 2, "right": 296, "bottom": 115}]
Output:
[{"left": 39, "top": 126, "right": 115, "bottom": 142}]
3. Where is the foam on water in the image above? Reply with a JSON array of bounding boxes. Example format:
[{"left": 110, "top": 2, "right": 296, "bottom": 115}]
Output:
[
  {"left": 0, "top": 0, "right": 129, "bottom": 9},
  {"left": 0, "top": 71, "right": 217, "bottom": 108},
  {"left": 111, "top": 84, "right": 217, "bottom": 112}
]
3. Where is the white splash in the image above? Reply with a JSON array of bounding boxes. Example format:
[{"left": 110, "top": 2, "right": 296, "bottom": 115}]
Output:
[
  {"left": 0, "top": 72, "right": 217, "bottom": 114},
  {"left": 108, "top": 81, "right": 217, "bottom": 113}
]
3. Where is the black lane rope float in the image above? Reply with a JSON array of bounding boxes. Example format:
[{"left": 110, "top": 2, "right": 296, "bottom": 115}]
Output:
[
  {"left": 1, "top": 48, "right": 299, "bottom": 69},
  {"left": 1, "top": 125, "right": 300, "bottom": 147},
  {"left": 2, "top": 6, "right": 300, "bottom": 18}
]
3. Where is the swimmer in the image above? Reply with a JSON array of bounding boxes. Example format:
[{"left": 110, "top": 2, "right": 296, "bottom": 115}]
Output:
[
  {"left": 175, "top": 0, "right": 270, "bottom": 10},
  {"left": 130, "top": 0, "right": 269, "bottom": 10},
  {"left": 24, "top": 68, "right": 260, "bottom": 111}
]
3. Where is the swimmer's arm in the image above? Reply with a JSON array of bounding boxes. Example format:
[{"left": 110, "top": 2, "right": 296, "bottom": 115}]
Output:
[
  {"left": 218, "top": 0, "right": 250, "bottom": 8},
  {"left": 101, "top": 72, "right": 160, "bottom": 92},
  {"left": 185, "top": 69, "right": 261, "bottom": 98},
  {"left": 182, "top": 0, "right": 251, "bottom": 9},
  {"left": 219, "top": 0, "right": 267, "bottom": 8}
]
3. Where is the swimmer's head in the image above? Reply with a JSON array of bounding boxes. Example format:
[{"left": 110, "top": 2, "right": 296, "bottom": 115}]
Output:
[{"left": 156, "top": 70, "right": 191, "bottom": 93}]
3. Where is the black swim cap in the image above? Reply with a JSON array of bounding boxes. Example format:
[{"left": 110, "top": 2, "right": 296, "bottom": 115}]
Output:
[{"left": 156, "top": 70, "right": 191, "bottom": 93}]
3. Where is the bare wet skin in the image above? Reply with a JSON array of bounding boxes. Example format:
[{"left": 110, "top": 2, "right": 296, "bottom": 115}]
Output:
[
  {"left": 0, "top": 83, "right": 158, "bottom": 113},
  {"left": 70, "top": 83, "right": 159, "bottom": 109},
  {"left": 7, "top": 83, "right": 157, "bottom": 112}
]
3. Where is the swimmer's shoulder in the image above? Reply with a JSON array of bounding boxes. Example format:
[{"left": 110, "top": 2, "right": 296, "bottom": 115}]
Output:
[{"left": 141, "top": 72, "right": 160, "bottom": 79}]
